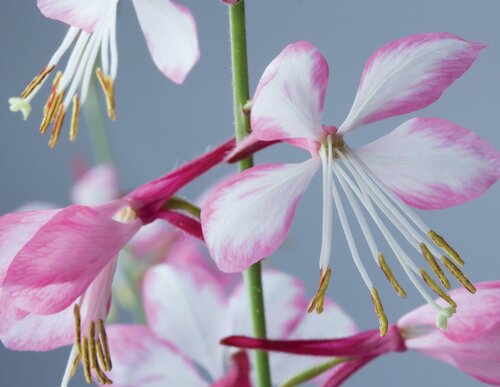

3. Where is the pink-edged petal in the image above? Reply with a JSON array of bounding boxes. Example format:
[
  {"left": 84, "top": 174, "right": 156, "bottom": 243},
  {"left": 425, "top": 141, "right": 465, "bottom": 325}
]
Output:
[
  {"left": 403, "top": 326, "right": 500, "bottom": 385},
  {"left": 129, "top": 220, "right": 178, "bottom": 260},
  {"left": 228, "top": 270, "right": 307, "bottom": 340},
  {"left": 0, "top": 301, "right": 74, "bottom": 351},
  {"left": 338, "top": 33, "right": 485, "bottom": 135},
  {"left": 399, "top": 281, "right": 500, "bottom": 342},
  {"left": 269, "top": 301, "right": 357, "bottom": 384},
  {"left": 0, "top": 209, "right": 59, "bottom": 282},
  {"left": 71, "top": 164, "right": 120, "bottom": 206},
  {"left": 106, "top": 324, "right": 207, "bottom": 387},
  {"left": 3, "top": 201, "right": 141, "bottom": 314},
  {"left": 127, "top": 138, "right": 235, "bottom": 222},
  {"left": 143, "top": 264, "right": 227, "bottom": 379},
  {"left": 156, "top": 210, "right": 204, "bottom": 241},
  {"left": 132, "top": 0, "right": 199, "bottom": 84},
  {"left": 251, "top": 42, "right": 329, "bottom": 147},
  {"left": 354, "top": 117, "right": 500, "bottom": 209},
  {"left": 212, "top": 351, "right": 251, "bottom": 387},
  {"left": 202, "top": 158, "right": 320, "bottom": 273},
  {"left": 37, "top": 0, "right": 115, "bottom": 33}
]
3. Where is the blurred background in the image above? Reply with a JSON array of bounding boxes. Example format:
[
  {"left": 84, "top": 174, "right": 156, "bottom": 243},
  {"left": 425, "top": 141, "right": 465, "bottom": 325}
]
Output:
[{"left": 1, "top": 0, "right": 499, "bottom": 386}]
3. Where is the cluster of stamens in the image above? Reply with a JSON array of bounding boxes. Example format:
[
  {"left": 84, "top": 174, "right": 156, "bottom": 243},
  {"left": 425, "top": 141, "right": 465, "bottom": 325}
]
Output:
[
  {"left": 10, "top": 2, "right": 118, "bottom": 147},
  {"left": 309, "top": 134, "right": 476, "bottom": 336},
  {"left": 71, "top": 305, "right": 113, "bottom": 385}
]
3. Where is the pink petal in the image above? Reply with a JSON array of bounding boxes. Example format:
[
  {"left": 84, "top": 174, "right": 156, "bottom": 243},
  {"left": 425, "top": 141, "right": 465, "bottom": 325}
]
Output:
[
  {"left": 201, "top": 158, "right": 320, "bottom": 273},
  {"left": 251, "top": 42, "right": 329, "bottom": 147},
  {"left": 228, "top": 271, "right": 308, "bottom": 339},
  {"left": 403, "top": 325, "right": 500, "bottom": 385},
  {"left": 143, "top": 264, "right": 227, "bottom": 379},
  {"left": 270, "top": 301, "right": 357, "bottom": 385},
  {"left": 399, "top": 281, "right": 500, "bottom": 342},
  {"left": 0, "top": 209, "right": 59, "bottom": 282},
  {"left": 71, "top": 164, "right": 120, "bottom": 206},
  {"left": 3, "top": 201, "right": 141, "bottom": 314},
  {"left": 127, "top": 138, "right": 235, "bottom": 222},
  {"left": 338, "top": 33, "right": 485, "bottom": 135},
  {"left": 132, "top": 0, "right": 200, "bottom": 84},
  {"left": 212, "top": 351, "right": 251, "bottom": 387},
  {"left": 354, "top": 117, "right": 500, "bottom": 209},
  {"left": 106, "top": 324, "right": 206, "bottom": 387},
  {"left": 129, "top": 221, "right": 178, "bottom": 260},
  {"left": 0, "top": 300, "right": 74, "bottom": 351},
  {"left": 37, "top": 0, "right": 115, "bottom": 33}
]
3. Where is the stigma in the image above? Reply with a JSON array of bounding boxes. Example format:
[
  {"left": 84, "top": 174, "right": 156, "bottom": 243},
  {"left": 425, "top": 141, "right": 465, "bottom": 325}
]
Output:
[{"left": 312, "top": 135, "right": 476, "bottom": 335}]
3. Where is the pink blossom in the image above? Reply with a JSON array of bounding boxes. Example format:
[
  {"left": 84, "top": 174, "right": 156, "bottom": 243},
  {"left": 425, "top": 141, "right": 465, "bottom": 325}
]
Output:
[
  {"left": 0, "top": 139, "right": 234, "bottom": 386},
  {"left": 104, "top": 242, "right": 356, "bottom": 386},
  {"left": 222, "top": 282, "right": 500, "bottom": 386},
  {"left": 9, "top": 0, "right": 200, "bottom": 145},
  {"left": 201, "top": 35, "right": 500, "bottom": 332}
]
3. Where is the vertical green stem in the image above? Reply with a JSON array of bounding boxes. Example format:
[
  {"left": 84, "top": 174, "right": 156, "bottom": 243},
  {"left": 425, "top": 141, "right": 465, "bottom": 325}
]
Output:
[
  {"left": 229, "top": 2, "right": 272, "bottom": 386},
  {"left": 83, "top": 74, "right": 114, "bottom": 165}
]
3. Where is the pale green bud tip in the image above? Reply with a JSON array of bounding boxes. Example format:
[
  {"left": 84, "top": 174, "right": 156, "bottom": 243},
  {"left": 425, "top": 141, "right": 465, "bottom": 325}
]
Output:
[
  {"left": 9, "top": 97, "right": 31, "bottom": 120},
  {"left": 436, "top": 307, "right": 456, "bottom": 331}
]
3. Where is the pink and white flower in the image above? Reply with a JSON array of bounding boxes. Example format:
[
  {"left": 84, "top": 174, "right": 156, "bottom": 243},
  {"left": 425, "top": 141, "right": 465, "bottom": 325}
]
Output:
[
  {"left": 0, "top": 139, "right": 233, "bottom": 386},
  {"left": 201, "top": 35, "right": 500, "bottom": 333},
  {"left": 222, "top": 281, "right": 500, "bottom": 386},
  {"left": 9, "top": 0, "right": 200, "bottom": 146},
  {"left": 104, "top": 246, "right": 356, "bottom": 386}
]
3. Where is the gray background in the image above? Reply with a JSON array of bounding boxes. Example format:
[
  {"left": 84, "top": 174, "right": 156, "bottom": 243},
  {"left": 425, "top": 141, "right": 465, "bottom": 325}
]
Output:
[{"left": 1, "top": 0, "right": 499, "bottom": 386}]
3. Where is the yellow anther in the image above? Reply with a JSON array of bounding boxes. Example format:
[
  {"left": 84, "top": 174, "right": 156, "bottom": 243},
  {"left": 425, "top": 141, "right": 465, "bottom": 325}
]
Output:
[
  {"left": 420, "top": 243, "right": 451, "bottom": 289},
  {"left": 308, "top": 268, "right": 332, "bottom": 314},
  {"left": 99, "top": 319, "right": 113, "bottom": 371},
  {"left": 377, "top": 253, "right": 407, "bottom": 298},
  {"left": 440, "top": 256, "right": 476, "bottom": 294},
  {"left": 40, "top": 71, "right": 63, "bottom": 134},
  {"left": 82, "top": 336, "right": 93, "bottom": 384},
  {"left": 69, "top": 95, "right": 80, "bottom": 142},
  {"left": 96, "top": 68, "right": 116, "bottom": 121},
  {"left": 21, "top": 64, "right": 55, "bottom": 99},
  {"left": 68, "top": 352, "right": 81, "bottom": 380},
  {"left": 96, "top": 337, "right": 107, "bottom": 372},
  {"left": 419, "top": 268, "right": 457, "bottom": 308},
  {"left": 370, "top": 288, "right": 388, "bottom": 337},
  {"left": 48, "top": 104, "right": 66, "bottom": 148},
  {"left": 89, "top": 321, "right": 112, "bottom": 385},
  {"left": 73, "top": 304, "right": 82, "bottom": 355},
  {"left": 429, "top": 230, "right": 464, "bottom": 266}
]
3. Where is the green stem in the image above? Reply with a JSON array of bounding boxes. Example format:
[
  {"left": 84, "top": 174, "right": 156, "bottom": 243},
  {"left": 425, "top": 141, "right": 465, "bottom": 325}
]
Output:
[
  {"left": 229, "top": 2, "right": 272, "bottom": 386},
  {"left": 163, "top": 196, "right": 201, "bottom": 219},
  {"left": 83, "top": 74, "right": 114, "bottom": 165},
  {"left": 281, "top": 357, "right": 350, "bottom": 387}
]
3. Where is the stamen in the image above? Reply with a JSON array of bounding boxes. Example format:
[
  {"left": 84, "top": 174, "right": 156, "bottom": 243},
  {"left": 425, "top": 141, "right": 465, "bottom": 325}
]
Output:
[
  {"left": 82, "top": 337, "right": 93, "bottom": 384},
  {"left": 420, "top": 243, "right": 451, "bottom": 289},
  {"left": 73, "top": 305, "right": 82, "bottom": 355},
  {"left": 419, "top": 268, "right": 457, "bottom": 308},
  {"left": 48, "top": 104, "right": 66, "bottom": 148},
  {"left": 96, "top": 68, "right": 116, "bottom": 120},
  {"left": 370, "top": 288, "right": 388, "bottom": 336},
  {"left": 69, "top": 352, "right": 82, "bottom": 380},
  {"left": 440, "top": 256, "right": 476, "bottom": 293},
  {"left": 378, "top": 253, "right": 407, "bottom": 298},
  {"left": 69, "top": 95, "right": 80, "bottom": 142},
  {"left": 99, "top": 319, "right": 113, "bottom": 371},
  {"left": 308, "top": 268, "right": 332, "bottom": 314},
  {"left": 96, "top": 337, "right": 108, "bottom": 372},
  {"left": 40, "top": 71, "right": 63, "bottom": 134},
  {"left": 89, "top": 322, "right": 112, "bottom": 385},
  {"left": 429, "top": 231, "right": 465, "bottom": 267},
  {"left": 21, "top": 65, "right": 56, "bottom": 99}
]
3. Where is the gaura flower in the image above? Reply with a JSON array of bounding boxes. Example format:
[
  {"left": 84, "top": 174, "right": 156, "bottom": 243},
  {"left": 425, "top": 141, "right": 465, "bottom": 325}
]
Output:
[
  {"left": 0, "top": 139, "right": 234, "bottom": 386},
  {"left": 104, "top": 245, "right": 356, "bottom": 386},
  {"left": 9, "top": 0, "right": 199, "bottom": 147},
  {"left": 222, "top": 281, "right": 500, "bottom": 386},
  {"left": 201, "top": 35, "right": 500, "bottom": 334}
]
